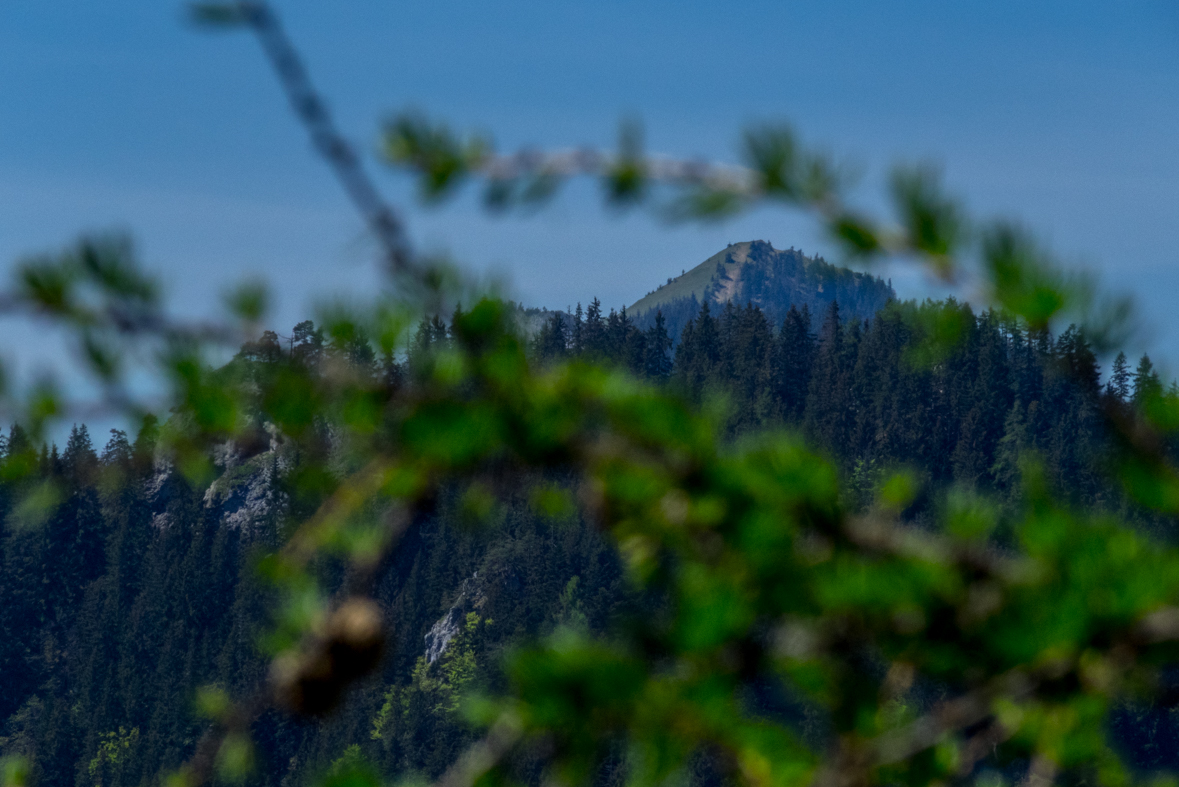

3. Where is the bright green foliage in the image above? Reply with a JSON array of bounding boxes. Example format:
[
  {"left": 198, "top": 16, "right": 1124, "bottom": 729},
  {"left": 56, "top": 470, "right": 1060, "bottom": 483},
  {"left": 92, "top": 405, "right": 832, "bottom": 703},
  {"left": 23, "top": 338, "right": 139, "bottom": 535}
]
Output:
[
  {"left": 0, "top": 757, "right": 27, "bottom": 787},
  {"left": 889, "top": 165, "right": 965, "bottom": 274},
  {"left": 372, "top": 613, "right": 489, "bottom": 742},
  {"left": 605, "top": 121, "right": 648, "bottom": 207},
  {"left": 555, "top": 576, "right": 589, "bottom": 631},
  {"left": 382, "top": 113, "right": 491, "bottom": 201},
  {"left": 321, "top": 746, "right": 382, "bottom": 787},
  {"left": 223, "top": 280, "right": 270, "bottom": 324},
  {"left": 87, "top": 728, "right": 139, "bottom": 787},
  {"left": 215, "top": 733, "right": 254, "bottom": 785},
  {"left": 743, "top": 126, "right": 802, "bottom": 200}
]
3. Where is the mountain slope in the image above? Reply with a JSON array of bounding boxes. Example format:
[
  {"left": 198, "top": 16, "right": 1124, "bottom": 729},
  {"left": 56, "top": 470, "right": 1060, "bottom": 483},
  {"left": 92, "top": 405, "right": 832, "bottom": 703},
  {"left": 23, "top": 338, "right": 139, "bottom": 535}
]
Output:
[
  {"left": 3, "top": 302, "right": 1175, "bottom": 787},
  {"left": 629, "top": 240, "right": 894, "bottom": 338}
]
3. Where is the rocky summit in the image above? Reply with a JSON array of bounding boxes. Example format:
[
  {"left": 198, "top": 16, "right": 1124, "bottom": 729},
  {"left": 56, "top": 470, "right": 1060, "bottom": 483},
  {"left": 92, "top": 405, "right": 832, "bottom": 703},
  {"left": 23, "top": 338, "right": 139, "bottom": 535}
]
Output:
[{"left": 629, "top": 239, "right": 894, "bottom": 339}]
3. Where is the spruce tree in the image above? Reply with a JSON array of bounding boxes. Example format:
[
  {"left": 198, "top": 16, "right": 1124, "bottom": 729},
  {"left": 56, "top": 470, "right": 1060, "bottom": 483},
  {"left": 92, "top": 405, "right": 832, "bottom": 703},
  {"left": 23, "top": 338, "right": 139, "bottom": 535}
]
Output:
[
  {"left": 534, "top": 312, "right": 568, "bottom": 362},
  {"left": 1133, "top": 354, "right": 1162, "bottom": 406},
  {"left": 571, "top": 303, "right": 584, "bottom": 356},
  {"left": 1107, "top": 351, "right": 1131, "bottom": 402},
  {"left": 774, "top": 304, "right": 815, "bottom": 422},
  {"left": 582, "top": 298, "right": 606, "bottom": 360},
  {"left": 678, "top": 301, "right": 720, "bottom": 402},
  {"left": 805, "top": 300, "right": 850, "bottom": 455},
  {"left": 643, "top": 311, "right": 673, "bottom": 380},
  {"left": 291, "top": 320, "right": 325, "bottom": 368}
]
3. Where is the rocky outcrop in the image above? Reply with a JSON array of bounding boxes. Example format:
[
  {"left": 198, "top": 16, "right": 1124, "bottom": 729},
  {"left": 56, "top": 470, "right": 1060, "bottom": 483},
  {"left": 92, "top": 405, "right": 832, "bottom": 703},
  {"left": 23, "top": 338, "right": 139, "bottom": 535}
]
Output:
[
  {"left": 202, "top": 440, "right": 289, "bottom": 536},
  {"left": 424, "top": 572, "right": 487, "bottom": 663},
  {"left": 145, "top": 426, "right": 290, "bottom": 538}
]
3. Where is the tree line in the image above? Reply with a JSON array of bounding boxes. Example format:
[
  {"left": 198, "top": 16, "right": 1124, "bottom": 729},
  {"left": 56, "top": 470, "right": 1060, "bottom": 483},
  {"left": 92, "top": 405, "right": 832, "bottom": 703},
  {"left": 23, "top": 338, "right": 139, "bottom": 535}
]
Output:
[
  {"left": 525, "top": 296, "right": 1168, "bottom": 512},
  {"left": 1, "top": 294, "right": 1175, "bottom": 787}
]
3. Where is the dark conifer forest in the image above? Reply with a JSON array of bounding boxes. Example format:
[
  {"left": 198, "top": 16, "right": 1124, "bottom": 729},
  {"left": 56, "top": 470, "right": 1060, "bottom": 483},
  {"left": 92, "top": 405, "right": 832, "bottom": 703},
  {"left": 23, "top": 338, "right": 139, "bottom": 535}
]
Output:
[{"left": 1, "top": 288, "right": 1175, "bottom": 787}]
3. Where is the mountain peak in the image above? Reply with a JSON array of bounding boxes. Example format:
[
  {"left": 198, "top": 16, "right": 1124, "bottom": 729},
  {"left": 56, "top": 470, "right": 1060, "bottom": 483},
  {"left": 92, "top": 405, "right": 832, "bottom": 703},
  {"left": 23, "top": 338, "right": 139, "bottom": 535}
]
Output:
[{"left": 629, "top": 240, "right": 894, "bottom": 338}]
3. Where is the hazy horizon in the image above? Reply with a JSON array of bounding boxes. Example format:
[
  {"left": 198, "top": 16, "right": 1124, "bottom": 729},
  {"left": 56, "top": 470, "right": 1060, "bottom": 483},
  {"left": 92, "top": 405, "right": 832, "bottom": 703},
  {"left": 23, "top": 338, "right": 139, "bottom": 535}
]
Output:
[{"left": 3, "top": 1, "right": 1179, "bottom": 381}]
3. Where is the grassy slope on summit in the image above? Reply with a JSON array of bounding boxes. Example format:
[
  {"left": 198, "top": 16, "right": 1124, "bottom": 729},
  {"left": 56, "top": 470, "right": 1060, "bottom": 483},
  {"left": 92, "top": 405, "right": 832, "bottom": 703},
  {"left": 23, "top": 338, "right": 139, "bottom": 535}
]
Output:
[
  {"left": 628, "top": 240, "right": 894, "bottom": 344},
  {"left": 629, "top": 245, "right": 736, "bottom": 316}
]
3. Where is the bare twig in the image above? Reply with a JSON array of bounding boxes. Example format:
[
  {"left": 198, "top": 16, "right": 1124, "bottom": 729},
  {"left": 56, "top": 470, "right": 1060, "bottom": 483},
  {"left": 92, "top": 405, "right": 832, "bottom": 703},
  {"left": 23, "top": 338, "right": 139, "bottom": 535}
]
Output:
[
  {"left": 475, "top": 147, "right": 761, "bottom": 194},
  {"left": 871, "top": 670, "right": 1035, "bottom": 769},
  {"left": 232, "top": 2, "right": 415, "bottom": 276},
  {"left": 435, "top": 714, "right": 523, "bottom": 787}
]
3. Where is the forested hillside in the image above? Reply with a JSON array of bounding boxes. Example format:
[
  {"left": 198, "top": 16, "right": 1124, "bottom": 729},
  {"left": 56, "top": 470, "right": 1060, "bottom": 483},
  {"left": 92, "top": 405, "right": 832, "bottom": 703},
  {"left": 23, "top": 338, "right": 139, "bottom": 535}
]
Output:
[{"left": 1, "top": 290, "right": 1174, "bottom": 787}]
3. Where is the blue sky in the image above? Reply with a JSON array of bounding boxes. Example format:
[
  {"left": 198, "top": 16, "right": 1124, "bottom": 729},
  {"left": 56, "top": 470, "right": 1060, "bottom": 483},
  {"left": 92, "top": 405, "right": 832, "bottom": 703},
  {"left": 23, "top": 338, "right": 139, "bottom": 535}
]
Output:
[{"left": 3, "top": 1, "right": 1179, "bottom": 382}]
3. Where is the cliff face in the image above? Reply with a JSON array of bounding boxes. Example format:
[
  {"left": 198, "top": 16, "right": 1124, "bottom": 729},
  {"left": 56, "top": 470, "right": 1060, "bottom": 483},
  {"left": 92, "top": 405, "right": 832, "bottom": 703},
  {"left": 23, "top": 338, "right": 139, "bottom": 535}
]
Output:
[
  {"left": 146, "top": 432, "right": 290, "bottom": 539},
  {"left": 629, "top": 240, "right": 894, "bottom": 339}
]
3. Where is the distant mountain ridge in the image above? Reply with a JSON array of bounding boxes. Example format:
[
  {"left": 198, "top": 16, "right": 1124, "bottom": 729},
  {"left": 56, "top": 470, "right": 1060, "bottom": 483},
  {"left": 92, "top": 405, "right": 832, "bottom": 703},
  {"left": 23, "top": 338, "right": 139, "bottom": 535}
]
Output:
[{"left": 629, "top": 240, "right": 894, "bottom": 339}]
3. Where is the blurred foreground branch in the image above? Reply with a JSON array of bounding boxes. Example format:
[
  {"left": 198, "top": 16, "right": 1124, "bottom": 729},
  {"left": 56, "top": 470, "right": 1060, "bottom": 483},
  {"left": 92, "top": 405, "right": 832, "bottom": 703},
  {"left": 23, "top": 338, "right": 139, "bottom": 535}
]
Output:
[{"left": 5, "top": 6, "right": 1179, "bottom": 787}]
